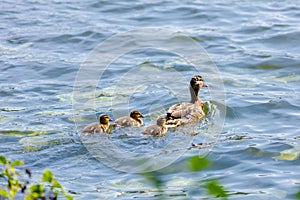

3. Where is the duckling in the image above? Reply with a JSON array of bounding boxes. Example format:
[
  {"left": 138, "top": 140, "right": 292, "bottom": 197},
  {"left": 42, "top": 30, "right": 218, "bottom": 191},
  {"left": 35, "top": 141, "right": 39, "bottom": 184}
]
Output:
[
  {"left": 142, "top": 117, "right": 168, "bottom": 137},
  {"left": 82, "top": 114, "right": 112, "bottom": 134},
  {"left": 166, "top": 75, "right": 207, "bottom": 126},
  {"left": 114, "top": 110, "right": 145, "bottom": 127}
]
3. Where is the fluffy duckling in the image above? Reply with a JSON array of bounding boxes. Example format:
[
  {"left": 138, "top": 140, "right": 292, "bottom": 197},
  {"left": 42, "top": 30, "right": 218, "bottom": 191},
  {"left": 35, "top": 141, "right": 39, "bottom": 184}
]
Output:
[
  {"left": 114, "top": 110, "right": 145, "bottom": 127},
  {"left": 82, "top": 114, "right": 112, "bottom": 134},
  {"left": 166, "top": 75, "right": 207, "bottom": 126},
  {"left": 142, "top": 117, "right": 168, "bottom": 137}
]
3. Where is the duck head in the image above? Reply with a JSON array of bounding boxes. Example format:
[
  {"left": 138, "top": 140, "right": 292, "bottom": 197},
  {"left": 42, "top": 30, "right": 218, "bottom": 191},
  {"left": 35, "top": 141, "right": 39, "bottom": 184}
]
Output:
[
  {"left": 130, "top": 110, "right": 145, "bottom": 120},
  {"left": 190, "top": 75, "right": 207, "bottom": 103},
  {"left": 190, "top": 75, "right": 207, "bottom": 89},
  {"left": 99, "top": 114, "right": 112, "bottom": 124}
]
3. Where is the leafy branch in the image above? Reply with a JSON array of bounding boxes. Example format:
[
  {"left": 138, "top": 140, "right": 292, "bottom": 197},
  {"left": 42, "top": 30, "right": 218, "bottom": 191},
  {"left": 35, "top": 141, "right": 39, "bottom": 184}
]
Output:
[{"left": 0, "top": 155, "right": 74, "bottom": 200}]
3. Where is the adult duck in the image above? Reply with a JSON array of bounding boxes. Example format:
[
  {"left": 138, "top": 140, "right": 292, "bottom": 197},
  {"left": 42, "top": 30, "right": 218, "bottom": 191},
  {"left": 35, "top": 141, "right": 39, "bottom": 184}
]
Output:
[
  {"left": 166, "top": 75, "right": 207, "bottom": 126},
  {"left": 114, "top": 110, "right": 145, "bottom": 127},
  {"left": 82, "top": 114, "right": 112, "bottom": 134}
]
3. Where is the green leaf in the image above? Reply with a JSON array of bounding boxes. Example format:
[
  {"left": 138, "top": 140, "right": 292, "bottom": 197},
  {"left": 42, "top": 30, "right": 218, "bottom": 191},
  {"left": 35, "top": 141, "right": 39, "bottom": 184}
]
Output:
[
  {"left": 142, "top": 172, "right": 163, "bottom": 188},
  {"left": 187, "top": 156, "right": 210, "bottom": 171},
  {"left": 203, "top": 102, "right": 210, "bottom": 115},
  {"left": 52, "top": 179, "right": 62, "bottom": 188},
  {"left": 0, "top": 155, "right": 7, "bottom": 165},
  {"left": 0, "top": 188, "right": 9, "bottom": 198},
  {"left": 273, "top": 147, "right": 300, "bottom": 161},
  {"left": 296, "top": 188, "right": 300, "bottom": 199},
  {"left": 24, "top": 194, "right": 34, "bottom": 200},
  {"left": 65, "top": 194, "right": 75, "bottom": 200},
  {"left": 30, "top": 184, "right": 45, "bottom": 196},
  {"left": 205, "top": 180, "right": 228, "bottom": 198},
  {"left": 42, "top": 169, "right": 53, "bottom": 182},
  {"left": 11, "top": 160, "right": 24, "bottom": 167},
  {"left": 8, "top": 178, "right": 21, "bottom": 193}
]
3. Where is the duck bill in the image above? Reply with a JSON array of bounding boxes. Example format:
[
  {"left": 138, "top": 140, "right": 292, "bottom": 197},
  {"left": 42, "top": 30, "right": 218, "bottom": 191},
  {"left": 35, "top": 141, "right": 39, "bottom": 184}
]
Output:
[{"left": 140, "top": 115, "right": 145, "bottom": 118}]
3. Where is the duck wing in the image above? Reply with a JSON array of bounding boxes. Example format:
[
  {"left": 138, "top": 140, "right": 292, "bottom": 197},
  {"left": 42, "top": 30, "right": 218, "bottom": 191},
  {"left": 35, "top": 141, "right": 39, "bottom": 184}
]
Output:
[
  {"left": 142, "top": 125, "right": 165, "bottom": 137},
  {"left": 166, "top": 101, "right": 205, "bottom": 126},
  {"left": 114, "top": 116, "right": 134, "bottom": 127},
  {"left": 82, "top": 122, "right": 104, "bottom": 134},
  {"left": 167, "top": 102, "right": 194, "bottom": 119}
]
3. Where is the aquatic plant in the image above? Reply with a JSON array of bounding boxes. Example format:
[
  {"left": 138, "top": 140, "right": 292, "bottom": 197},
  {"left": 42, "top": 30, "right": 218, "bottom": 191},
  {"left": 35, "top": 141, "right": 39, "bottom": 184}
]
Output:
[
  {"left": 296, "top": 188, "right": 300, "bottom": 199},
  {"left": 204, "top": 179, "right": 228, "bottom": 198},
  {"left": 142, "top": 155, "right": 229, "bottom": 199},
  {"left": 188, "top": 156, "right": 228, "bottom": 198},
  {"left": 0, "top": 155, "right": 73, "bottom": 200}
]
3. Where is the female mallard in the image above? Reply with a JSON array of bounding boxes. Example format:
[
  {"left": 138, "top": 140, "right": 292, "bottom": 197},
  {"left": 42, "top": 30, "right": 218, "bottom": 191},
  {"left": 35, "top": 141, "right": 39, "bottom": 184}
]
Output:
[
  {"left": 114, "top": 110, "right": 145, "bottom": 127},
  {"left": 166, "top": 75, "right": 207, "bottom": 126},
  {"left": 142, "top": 117, "right": 168, "bottom": 137},
  {"left": 82, "top": 114, "right": 112, "bottom": 134}
]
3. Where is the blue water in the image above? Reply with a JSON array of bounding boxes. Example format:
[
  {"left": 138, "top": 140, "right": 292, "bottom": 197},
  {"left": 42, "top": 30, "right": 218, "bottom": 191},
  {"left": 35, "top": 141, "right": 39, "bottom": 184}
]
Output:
[{"left": 1, "top": 0, "right": 300, "bottom": 199}]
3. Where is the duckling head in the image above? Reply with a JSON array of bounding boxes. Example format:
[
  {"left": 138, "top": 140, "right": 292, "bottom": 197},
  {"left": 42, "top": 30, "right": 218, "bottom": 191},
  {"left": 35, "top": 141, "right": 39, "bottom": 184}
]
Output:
[
  {"left": 190, "top": 75, "right": 207, "bottom": 90},
  {"left": 157, "top": 117, "right": 167, "bottom": 127},
  {"left": 130, "top": 110, "right": 145, "bottom": 120},
  {"left": 99, "top": 114, "right": 112, "bottom": 124}
]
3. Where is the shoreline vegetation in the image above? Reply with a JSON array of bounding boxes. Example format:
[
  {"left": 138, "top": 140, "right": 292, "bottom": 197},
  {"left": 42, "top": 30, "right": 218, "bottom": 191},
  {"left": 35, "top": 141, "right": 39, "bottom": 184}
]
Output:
[
  {"left": 0, "top": 155, "right": 74, "bottom": 200},
  {"left": 1, "top": 154, "right": 230, "bottom": 199},
  {"left": 1, "top": 154, "right": 300, "bottom": 199}
]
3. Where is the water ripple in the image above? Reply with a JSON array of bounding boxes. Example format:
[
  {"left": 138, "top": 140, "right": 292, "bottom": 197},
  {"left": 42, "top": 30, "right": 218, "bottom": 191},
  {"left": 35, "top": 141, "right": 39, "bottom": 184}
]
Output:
[{"left": 0, "top": 0, "right": 299, "bottom": 199}]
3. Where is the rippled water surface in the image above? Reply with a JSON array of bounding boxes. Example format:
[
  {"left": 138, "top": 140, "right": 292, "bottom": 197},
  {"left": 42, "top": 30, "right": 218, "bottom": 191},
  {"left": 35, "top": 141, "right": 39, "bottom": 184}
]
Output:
[{"left": 1, "top": 0, "right": 300, "bottom": 199}]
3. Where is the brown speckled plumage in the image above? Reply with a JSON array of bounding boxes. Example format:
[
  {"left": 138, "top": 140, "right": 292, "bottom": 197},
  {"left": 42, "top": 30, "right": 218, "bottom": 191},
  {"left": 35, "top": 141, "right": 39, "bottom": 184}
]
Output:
[
  {"left": 114, "top": 110, "right": 145, "bottom": 127},
  {"left": 166, "top": 75, "right": 207, "bottom": 126},
  {"left": 82, "top": 114, "right": 112, "bottom": 134},
  {"left": 142, "top": 117, "right": 167, "bottom": 137}
]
